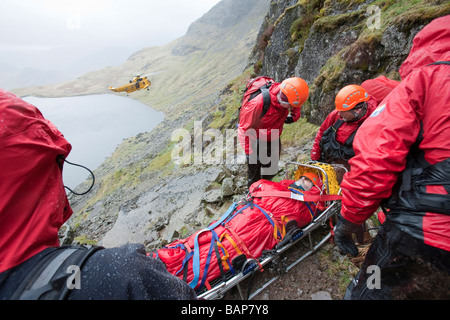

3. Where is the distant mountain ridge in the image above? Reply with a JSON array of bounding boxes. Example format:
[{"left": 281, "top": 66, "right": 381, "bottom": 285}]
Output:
[
  {"left": 12, "top": 0, "right": 270, "bottom": 119},
  {"left": 0, "top": 46, "right": 134, "bottom": 91}
]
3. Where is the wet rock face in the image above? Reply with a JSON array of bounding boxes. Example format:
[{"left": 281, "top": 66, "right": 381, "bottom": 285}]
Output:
[
  {"left": 260, "top": 0, "right": 306, "bottom": 81},
  {"left": 97, "top": 164, "right": 247, "bottom": 250},
  {"left": 255, "top": 0, "right": 434, "bottom": 125},
  {"left": 295, "top": 27, "right": 360, "bottom": 85}
]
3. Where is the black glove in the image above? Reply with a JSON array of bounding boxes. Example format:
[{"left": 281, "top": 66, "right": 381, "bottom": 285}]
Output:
[
  {"left": 284, "top": 116, "right": 294, "bottom": 124},
  {"left": 334, "top": 213, "right": 365, "bottom": 257}
]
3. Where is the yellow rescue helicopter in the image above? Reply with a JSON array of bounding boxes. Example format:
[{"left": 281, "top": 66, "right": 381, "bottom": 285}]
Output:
[{"left": 108, "top": 74, "right": 151, "bottom": 94}]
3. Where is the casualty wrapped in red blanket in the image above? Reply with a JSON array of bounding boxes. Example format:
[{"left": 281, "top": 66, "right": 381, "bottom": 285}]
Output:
[{"left": 153, "top": 178, "right": 323, "bottom": 290}]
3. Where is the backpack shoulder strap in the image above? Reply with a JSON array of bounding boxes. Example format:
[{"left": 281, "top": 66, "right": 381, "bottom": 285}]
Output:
[
  {"left": 331, "top": 119, "right": 345, "bottom": 131},
  {"left": 260, "top": 83, "right": 272, "bottom": 118},
  {"left": 12, "top": 245, "right": 102, "bottom": 300}
]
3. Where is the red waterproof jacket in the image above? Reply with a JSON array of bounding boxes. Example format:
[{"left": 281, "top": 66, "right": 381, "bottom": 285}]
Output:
[
  {"left": 154, "top": 179, "right": 320, "bottom": 289},
  {"left": 0, "top": 90, "right": 72, "bottom": 273},
  {"left": 238, "top": 83, "right": 301, "bottom": 155},
  {"left": 310, "top": 97, "right": 378, "bottom": 161},
  {"left": 340, "top": 15, "right": 450, "bottom": 251}
]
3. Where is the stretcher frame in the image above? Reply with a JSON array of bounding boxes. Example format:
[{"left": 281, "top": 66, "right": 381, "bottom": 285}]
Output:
[{"left": 197, "top": 161, "right": 346, "bottom": 300}]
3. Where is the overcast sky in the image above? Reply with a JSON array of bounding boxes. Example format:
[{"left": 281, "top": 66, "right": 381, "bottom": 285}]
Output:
[{"left": 0, "top": 0, "right": 221, "bottom": 72}]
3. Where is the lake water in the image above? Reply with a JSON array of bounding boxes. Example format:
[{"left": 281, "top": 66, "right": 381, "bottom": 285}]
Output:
[{"left": 24, "top": 94, "right": 164, "bottom": 189}]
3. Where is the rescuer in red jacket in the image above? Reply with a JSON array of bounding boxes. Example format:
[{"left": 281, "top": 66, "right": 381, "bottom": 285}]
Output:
[
  {"left": 334, "top": 15, "right": 450, "bottom": 299},
  {"left": 0, "top": 89, "right": 196, "bottom": 300},
  {"left": 238, "top": 77, "right": 309, "bottom": 187},
  {"left": 310, "top": 84, "right": 378, "bottom": 168}
]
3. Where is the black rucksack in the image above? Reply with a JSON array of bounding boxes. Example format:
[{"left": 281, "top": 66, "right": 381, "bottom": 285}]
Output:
[{"left": 238, "top": 76, "right": 274, "bottom": 122}]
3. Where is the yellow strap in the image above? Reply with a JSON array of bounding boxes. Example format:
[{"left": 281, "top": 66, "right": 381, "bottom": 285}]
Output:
[
  {"left": 273, "top": 225, "right": 280, "bottom": 241},
  {"left": 281, "top": 216, "right": 289, "bottom": 236},
  {"left": 216, "top": 242, "right": 231, "bottom": 271},
  {"left": 272, "top": 215, "right": 289, "bottom": 242},
  {"left": 220, "top": 233, "right": 243, "bottom": 255}
]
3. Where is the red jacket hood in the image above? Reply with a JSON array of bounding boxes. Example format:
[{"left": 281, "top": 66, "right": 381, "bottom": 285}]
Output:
[
  {"left": 400, "top": 15, "right": 450, "bottom": 79},
  {"left": 0, "top": 89, "right": 72, "bottom": 272}
]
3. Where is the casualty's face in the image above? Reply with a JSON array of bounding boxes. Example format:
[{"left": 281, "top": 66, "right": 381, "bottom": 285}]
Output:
[
  {"left": 297, "top": 176, "right": 313, "bottom": 191},
  {"left": 303, "top": 177, "right": 314, "bottom": 191}
]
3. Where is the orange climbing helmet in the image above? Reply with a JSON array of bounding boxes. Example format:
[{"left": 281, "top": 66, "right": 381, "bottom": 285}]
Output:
[
  {"left": 280, "top": 77, "right": 309, "bottom": 107},
  {"left": 301, "top": 172, "right": 321, "bottom": 188},
  {"left": 335, "top": 84, "right": 369, "bottom": 111}
]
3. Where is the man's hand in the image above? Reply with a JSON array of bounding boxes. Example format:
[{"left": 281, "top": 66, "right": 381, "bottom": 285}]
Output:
[{"left": 334, "top": 213, "right": 365, "bottom": 257}]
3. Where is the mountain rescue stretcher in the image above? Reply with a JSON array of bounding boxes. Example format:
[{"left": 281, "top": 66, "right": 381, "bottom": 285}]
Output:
[
  {"left": 199, "top": 161, "right": 345, "bottom": 300},
  {"left": 154, "top": 161, "right": 345, "bottom": 300}
]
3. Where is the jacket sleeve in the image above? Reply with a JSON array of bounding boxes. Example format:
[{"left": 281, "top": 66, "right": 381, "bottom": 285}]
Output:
[
  {"left": 340, "top": 77, "right": 423, "bottom": 224},
  {"left": 310, "top": 111, "right": 337, "bottom": 161},
  {"left": 290, "top": 106, "right": 301, "bottom": 122}
]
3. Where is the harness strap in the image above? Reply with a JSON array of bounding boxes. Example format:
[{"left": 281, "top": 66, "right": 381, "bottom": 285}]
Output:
[
  {"left": 175, "top": 248, "right": 193, "bottom": 279},
  {"left": 222, "top": 233, "right": 242, "bottom": 254},
  {"left": 288, "top": 187, "right": 318, "bottom": 219},
  {"left": 213, "top": 242, "right": 227, "bottom": 282},
  {"left": 223, "top": 203, "right": 251, "bottom": 225},
  {"left": 250, "top": 190, "right": 342, "bottom": 202},
  {"left": 189, "top": 202, "right": 238, "bottom": 288},
  {"left": 183, "top": 255, "right": 190, "bottom": 282},
  {"left": 169, "top": 242, "right": 193, "bottom": 280},
  {"left": 226, "top": 229, "right": 252, "bottom": 259},
  {"left": 280, "top": 216, "right": 290, "bottom": 238},
  {"left": 250, "top": 202, "right": 283, "bottom": 240},
  {"left": 18, "top": 249, "right": 78, "bottom": 300},
  {"left": 198, "top": 230, "right": 220, "bottom": 290},
  {"left": 216, "top": 242, "right": 233, "bottom": 272}
]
